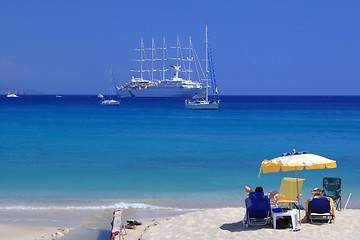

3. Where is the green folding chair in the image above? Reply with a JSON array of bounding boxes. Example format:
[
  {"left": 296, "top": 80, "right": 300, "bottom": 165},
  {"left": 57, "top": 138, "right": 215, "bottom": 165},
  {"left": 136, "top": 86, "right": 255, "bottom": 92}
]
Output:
[{"left": 323, "top": 177, "right": 341, "bottom": 211}]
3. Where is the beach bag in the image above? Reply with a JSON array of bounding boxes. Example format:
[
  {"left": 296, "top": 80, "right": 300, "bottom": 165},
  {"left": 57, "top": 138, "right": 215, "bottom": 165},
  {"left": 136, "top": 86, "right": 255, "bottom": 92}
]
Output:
[{"left": 276, "top": 216, "right": 292, "bottom": 229}]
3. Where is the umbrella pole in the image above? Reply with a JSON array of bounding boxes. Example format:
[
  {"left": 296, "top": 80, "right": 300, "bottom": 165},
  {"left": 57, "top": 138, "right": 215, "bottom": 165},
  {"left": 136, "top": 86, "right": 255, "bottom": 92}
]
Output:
[{"left": 295, "top": 168, "right": 301, "bottom": 225}]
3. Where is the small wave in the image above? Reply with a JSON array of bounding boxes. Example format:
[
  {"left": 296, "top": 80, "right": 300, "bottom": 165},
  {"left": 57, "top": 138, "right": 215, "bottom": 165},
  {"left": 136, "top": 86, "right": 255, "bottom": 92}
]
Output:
[{"left": 0, "top": 202, "right": 203, "bottom": 212}]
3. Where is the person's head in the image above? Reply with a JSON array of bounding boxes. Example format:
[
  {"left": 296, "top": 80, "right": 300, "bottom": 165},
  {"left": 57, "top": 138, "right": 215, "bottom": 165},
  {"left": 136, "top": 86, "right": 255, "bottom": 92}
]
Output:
[
  {"left": 255, "top": 186, "right": 264, "bottom": 192},
  {"left": 312, "top": 188, "right": 322, "bottom": 196}
]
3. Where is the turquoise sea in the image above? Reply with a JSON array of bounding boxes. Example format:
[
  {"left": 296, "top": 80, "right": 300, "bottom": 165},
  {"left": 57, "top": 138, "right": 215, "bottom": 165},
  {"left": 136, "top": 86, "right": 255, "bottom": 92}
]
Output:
[{"left": 0, "top": 95, "right": 359, "bottom": 210}]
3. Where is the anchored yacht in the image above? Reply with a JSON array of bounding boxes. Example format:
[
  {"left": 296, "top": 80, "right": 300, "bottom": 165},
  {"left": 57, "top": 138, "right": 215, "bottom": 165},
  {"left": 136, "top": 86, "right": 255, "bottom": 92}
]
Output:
[
  {"left": 6, "top": 94, "right": 19, "bottom": 98},
  {"left": 185, "top": 24, "right": 220, "bottom": 110}
]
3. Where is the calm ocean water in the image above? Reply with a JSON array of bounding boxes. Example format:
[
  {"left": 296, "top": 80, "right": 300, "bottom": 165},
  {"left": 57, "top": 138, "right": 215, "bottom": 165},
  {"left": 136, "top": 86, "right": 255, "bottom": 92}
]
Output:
[{"left": 0, "top": 95, "right": 359, "bottom": 209}]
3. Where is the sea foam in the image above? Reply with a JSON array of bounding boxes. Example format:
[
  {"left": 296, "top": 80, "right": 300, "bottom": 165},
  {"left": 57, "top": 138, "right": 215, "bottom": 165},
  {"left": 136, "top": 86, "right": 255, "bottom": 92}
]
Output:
[{"left": 0, "top": 202, "right": 203, "bottom": 211}]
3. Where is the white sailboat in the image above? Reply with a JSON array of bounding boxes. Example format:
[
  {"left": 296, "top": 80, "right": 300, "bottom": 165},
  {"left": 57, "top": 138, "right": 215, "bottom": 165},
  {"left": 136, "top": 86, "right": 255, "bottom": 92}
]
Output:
[
  {"left": 101, "top": 66, "right": 120, "bottom": 106},
  {"left": 185, "top": 24, "right": 220, "bottom": 110},
  {"left": 101, "top": 99, "right": 120, "bottom": 105}
]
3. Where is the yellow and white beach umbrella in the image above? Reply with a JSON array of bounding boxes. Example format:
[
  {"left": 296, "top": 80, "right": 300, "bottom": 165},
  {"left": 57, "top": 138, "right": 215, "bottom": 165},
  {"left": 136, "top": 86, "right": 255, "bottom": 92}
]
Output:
[
  {"left": 259, "top": 151, "right": 337, "bottom": 176},
  {"left": 258, "top": 150, "right": 337, "bottom": 224}
]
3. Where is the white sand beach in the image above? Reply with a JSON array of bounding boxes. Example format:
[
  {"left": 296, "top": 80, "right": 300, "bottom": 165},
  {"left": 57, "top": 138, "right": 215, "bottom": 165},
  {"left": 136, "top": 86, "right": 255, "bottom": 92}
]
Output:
[
  {"left": 142, "top": 207, "right": 360, "bottom": 240},
  {"left": 1, "top": 207, "right": 359, "bottom": 240}
]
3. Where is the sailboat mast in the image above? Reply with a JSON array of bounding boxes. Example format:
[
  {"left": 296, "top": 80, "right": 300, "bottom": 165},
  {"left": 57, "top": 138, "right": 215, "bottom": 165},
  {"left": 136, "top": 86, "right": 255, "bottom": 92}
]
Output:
[
  {"left": 109, "top": 65, "right": 118, "bottom": 97},
  {"left": 205, "top": 24, "right": 209, "bottom": 102}
]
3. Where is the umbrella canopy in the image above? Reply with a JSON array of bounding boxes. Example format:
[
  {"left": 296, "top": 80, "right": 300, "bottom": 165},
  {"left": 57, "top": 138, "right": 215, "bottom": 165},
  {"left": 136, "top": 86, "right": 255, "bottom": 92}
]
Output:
[{"left": 259, "top": 150, "right": 337, "bottom": 176}]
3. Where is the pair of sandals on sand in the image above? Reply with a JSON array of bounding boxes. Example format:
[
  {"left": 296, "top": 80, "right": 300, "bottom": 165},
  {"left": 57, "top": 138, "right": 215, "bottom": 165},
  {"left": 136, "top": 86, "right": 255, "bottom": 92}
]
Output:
[{"left": 125, "top": 219, "right": 142, "bottom": 229}]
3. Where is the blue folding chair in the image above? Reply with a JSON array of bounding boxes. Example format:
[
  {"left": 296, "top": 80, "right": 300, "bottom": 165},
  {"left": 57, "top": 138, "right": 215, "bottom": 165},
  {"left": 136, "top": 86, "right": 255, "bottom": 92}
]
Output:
[
  {"left": 307, "top": 198, "right": 335, "bottom": 223},
  {"left": 323, "top": 177, "right": 341, "bottom": 211},
  {"left": 243, "top": 192, "right": 272, "bottom": 227}
]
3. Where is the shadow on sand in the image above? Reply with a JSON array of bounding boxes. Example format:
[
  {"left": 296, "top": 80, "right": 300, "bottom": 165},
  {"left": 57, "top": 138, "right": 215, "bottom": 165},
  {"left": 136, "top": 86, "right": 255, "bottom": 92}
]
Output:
[
  {"left": 97, "top": 229, "right": 112, "bottom": 240},
  {"left": 220, "top": 221, "right": 273, "bottom": 232}
]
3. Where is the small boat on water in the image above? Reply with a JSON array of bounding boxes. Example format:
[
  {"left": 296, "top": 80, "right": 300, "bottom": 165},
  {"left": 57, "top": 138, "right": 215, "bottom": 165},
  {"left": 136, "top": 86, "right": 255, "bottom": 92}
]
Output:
[
  {"left": 185, "top": 25, "right": 220, "bottom": 110},
  {"left": 185, "top": 99, "right": 220, "bottom": 110},
  {"left": 101, "top": 66, "right": 121, "bottom": 106},
  {"left": 101, "top": 99, "right": 120, "bottom": 106},
  {"left": 6, "top": 94, "right": 19, "bottom": 98},
  {"left": 56, "top": 95, "right": 62, "bottom": 98}
]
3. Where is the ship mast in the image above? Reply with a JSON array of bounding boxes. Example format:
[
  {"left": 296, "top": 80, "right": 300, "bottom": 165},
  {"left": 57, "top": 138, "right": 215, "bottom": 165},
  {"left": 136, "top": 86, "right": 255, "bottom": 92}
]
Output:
[
  {"left": 177, "top": 35, "right": 180, "bottom": 67},
  {"left": 188, "top": 37, "right": 192, "bottom": 81},
  {"left": 205, "top": 24, "right": 209, "bottom": 102},
  {"left": 163, "top": 37, "right": 166, "bottom": 81},
  {"left": 151, "top": 38, "right": 155, "bottom": 82},
  {"left": 140, "top": 39, "right": 144, "bottom": 80}
]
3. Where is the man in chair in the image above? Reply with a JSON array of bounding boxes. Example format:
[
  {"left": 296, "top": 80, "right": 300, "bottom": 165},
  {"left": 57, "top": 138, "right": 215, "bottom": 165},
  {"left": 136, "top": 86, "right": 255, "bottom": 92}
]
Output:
[
  {"left": 245, "top": 186, "right": 278, "bottom": 200},
  {"left": 305, "top": 188, "right": 336, "bottom": 221}
]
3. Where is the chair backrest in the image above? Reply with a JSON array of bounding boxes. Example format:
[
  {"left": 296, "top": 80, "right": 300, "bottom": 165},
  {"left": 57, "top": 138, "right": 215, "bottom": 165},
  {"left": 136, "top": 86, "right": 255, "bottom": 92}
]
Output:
[
  {"left": 245, "top": 192, "right": 271, "bottom": 218},
  {"left": 278, "top": 177, "right": 305, "bottom": 202},
  {"left": 308, "top": 197, "right": 331, "bottom": 214},
  {"left": 323, "top": 177, "right": 341, "bottom": 198}
]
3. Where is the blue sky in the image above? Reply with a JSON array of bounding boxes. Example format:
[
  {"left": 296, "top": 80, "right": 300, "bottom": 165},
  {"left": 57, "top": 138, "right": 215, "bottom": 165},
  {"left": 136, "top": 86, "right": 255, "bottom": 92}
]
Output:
[{"left": 0, "top": 0, "right": 359, "bottom": 95}]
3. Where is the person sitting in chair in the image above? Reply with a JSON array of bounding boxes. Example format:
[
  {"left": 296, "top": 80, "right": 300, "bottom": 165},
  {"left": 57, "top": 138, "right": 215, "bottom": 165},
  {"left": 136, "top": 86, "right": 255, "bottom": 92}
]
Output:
[
  {"left": 305, "top": 188, "right": 336, "bottom": 219},
  {"left": 245, "top": 186, "right": 278, "bottom": 200}
]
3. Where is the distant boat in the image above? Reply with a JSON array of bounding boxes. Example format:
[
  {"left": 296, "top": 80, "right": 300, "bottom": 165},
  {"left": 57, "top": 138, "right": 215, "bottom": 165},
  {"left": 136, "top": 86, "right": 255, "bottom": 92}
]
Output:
[
  {"left": 98, "top": 94, "right": 104, "bottom": 98},
  {"left": 101, "top": 66, "right": 120, "bottom": 106},
  {"left": 101, "top": 99, "right": 120, "bottom": 106},
  {"left": 185, "top": 99, "right": 219, "bottom": 110},
  {"left": 6, "top": 94, "right": 19, "bottom": 98},
  {"left": 56, "top": 95, "right": 62, "bottom": 98},
  {"left": 185, "top": 25, "right": 220, "bottom": 110}
]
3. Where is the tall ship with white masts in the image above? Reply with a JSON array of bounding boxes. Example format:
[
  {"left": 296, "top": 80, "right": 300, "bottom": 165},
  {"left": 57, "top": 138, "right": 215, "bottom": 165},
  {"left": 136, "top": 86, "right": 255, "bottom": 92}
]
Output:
[{"left": 117, "top": 36, "right": 206, "bottom": 97}]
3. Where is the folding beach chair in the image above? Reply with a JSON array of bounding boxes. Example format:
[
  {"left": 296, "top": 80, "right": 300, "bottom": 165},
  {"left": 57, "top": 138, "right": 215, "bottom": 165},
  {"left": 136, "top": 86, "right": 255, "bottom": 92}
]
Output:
[
  {"left": 307, "top": 197, "right": 335, "bottom": 223},
  {"left": 243, "top": 192, "right": 272, "bottom": 228},
  {"left": 275, "top": 177, "right": 305, "bottom": 209},
  {"left": 323, "top": 177, "right": 341, "bottom": 211}
]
